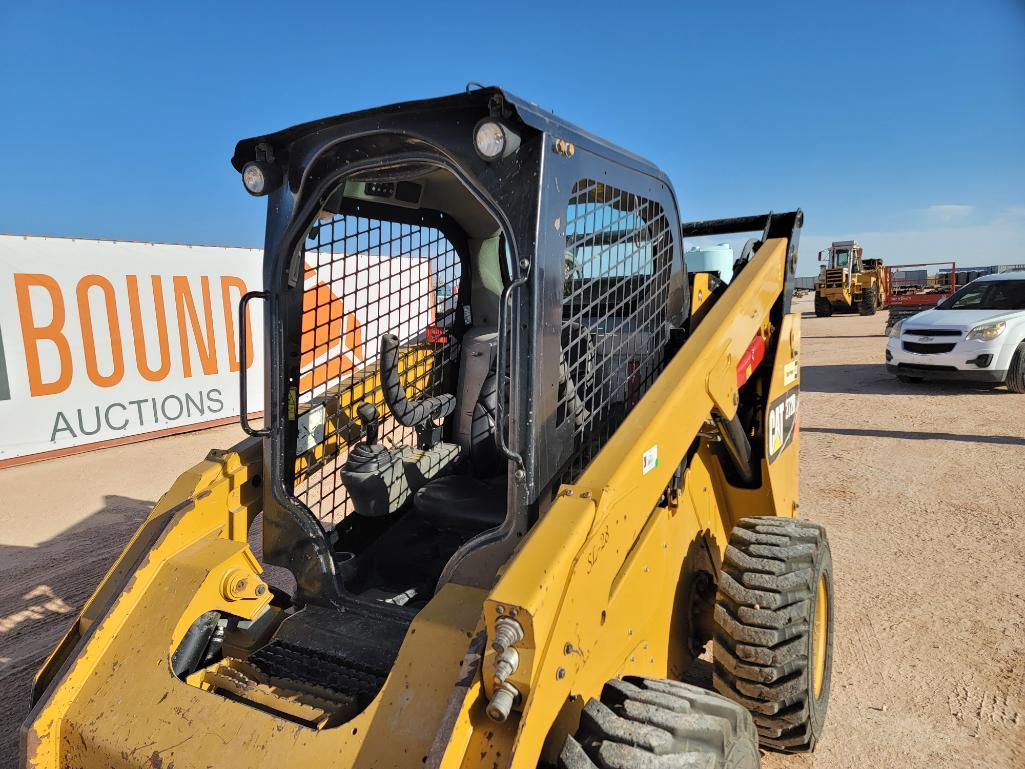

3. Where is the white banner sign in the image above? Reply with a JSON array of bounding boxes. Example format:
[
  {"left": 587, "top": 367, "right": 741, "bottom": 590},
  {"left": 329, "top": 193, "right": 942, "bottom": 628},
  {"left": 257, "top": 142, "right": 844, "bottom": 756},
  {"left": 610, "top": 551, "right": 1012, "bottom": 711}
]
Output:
[
  {"left": 0, "top": 235, "right": 264, "bottom": 467},
  {"left": 0, "top": 236, "right": 439, "bottom": 467}
]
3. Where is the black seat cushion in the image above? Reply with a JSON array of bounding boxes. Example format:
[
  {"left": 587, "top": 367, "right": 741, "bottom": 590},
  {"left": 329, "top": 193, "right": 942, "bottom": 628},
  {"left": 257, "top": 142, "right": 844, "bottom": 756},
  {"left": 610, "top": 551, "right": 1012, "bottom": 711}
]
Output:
[{"left": 413, "top": 476, "right": 506, "bottom": 532}]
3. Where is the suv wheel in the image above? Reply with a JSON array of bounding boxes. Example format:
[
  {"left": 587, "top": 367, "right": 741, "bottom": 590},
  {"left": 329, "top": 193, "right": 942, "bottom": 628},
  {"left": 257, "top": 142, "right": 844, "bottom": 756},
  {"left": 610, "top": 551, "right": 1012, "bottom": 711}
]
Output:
[{"left": 1007, "top": 341, "right": 1025, "bottom": 393}]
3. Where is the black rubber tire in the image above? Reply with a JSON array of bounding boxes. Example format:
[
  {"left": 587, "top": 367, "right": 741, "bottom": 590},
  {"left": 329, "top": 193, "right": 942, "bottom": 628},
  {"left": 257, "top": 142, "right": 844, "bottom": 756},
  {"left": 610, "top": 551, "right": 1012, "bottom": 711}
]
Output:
[
  {"left": 813, "top": 296, "right": 832, "bottom": 318},
  {"left": 559, "top": 677, "right": 760, "bottom": 769},
  {"left": 858, "top": 285, "right": 877, "bottom": 316},
  {"left": 712, "top": 517, "right": 833, "bottom": 753},
  {"left": 896, "top": 374, "right": 924, "bottom": 384},
  {"left": 1006, "top": 342, "right": 1025, "bottom": 393}
]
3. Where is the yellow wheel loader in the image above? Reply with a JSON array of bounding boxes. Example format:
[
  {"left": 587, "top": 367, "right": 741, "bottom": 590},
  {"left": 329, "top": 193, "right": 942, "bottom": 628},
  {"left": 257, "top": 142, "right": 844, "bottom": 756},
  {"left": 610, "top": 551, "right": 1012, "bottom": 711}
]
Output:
[
  {"left": 23, "top": 88, "right": 833, "bottom": 769},
  {"left": 814, "top": 239, "right": 888, "bottom": 316}
]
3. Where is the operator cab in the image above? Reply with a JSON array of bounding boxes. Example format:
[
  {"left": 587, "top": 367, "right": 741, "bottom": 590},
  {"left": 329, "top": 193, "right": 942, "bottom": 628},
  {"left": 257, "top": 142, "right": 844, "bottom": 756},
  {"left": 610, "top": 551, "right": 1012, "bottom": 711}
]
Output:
[
  {"left": 168, "top": 88, "right": 687, "bottom": 727},
  {"left": 230, "top": 88, "right": 686, "bottom": 616},
  {"left": 819, "top": 239, "right": 864, "bottom": 273}
]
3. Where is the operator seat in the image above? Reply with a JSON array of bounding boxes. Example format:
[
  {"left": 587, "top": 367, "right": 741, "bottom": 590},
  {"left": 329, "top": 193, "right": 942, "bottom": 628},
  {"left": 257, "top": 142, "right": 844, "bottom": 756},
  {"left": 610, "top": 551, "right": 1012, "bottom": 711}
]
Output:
[
  {"left": 411, "top": 324, "right": 595, "bottom": 533},
  {"left": 412, "top": 327, "right": 507, "bottom": 533}
]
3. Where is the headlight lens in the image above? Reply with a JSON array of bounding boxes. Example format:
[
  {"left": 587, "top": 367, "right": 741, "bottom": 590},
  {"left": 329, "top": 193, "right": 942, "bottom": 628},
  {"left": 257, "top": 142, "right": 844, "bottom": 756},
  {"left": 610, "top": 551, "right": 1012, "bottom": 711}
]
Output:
[
  {"left": 474, "top": 121, "right": 506, "bottom": 159},
  {"left": 888, "top": 320, "right": 904, "bottom": 338},
  {"left": 241, "top": 159, "right": 281, "bottom": 196},
  {"left": 242, "top": 162, "right": 267, "bottom": 195},
  {"left": 966, "top": 321, "right": 1006, "bottom": 341},
  {"left": 473, "top": 119, "right": 521, "bottom": 161}
]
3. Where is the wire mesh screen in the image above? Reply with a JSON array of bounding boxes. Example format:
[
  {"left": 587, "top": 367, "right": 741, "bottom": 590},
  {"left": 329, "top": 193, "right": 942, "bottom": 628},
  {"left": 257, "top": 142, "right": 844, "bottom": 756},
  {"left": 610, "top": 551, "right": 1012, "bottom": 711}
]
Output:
[
  {"left": 293, "top": 211, "right": 461, "bottom": 525},
  {"left": 558, "top": 179, "right": 672, "bottom": 482}
]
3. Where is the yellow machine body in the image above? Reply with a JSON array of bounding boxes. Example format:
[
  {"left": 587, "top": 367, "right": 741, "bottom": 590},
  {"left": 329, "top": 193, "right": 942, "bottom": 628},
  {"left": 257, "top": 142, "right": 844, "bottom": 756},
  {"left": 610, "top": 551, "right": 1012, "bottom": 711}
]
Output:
[
  {"left": 815, "top": 240, "right": 889, "bottom": 314},
  {"left": 24, "top": 234, "right": 801, "bottom": 769}
]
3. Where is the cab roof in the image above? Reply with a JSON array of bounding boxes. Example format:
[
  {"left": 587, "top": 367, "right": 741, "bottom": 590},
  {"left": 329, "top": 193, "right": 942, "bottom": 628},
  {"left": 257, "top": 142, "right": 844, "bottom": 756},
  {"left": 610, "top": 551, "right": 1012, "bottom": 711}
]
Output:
[{"left": 231, "top": 86, "right": 671, "bottom": 189}]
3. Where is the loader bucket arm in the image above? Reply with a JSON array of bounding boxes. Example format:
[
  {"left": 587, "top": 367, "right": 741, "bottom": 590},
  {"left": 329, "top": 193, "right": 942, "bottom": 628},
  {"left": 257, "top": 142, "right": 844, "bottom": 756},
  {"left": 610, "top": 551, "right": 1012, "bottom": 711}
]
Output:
[{"left": 429, "top": 213, "right": 803, "bottom": 768}]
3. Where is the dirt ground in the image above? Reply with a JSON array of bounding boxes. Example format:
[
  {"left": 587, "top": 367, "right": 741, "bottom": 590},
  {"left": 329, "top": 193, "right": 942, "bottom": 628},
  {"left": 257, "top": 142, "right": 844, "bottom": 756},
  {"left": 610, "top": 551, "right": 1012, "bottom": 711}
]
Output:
[
  {"left": 1, "top": 295, "right": 1023, "bottom": 767},
  {"left": 762, "top": 298, "right": 1025, "bottom": 769}
]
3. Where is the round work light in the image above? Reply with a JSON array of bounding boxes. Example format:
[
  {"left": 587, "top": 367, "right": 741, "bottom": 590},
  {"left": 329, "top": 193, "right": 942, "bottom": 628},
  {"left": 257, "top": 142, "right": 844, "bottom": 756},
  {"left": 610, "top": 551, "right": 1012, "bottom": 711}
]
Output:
[
  {"left": 241, "top": 160, "right": 281, "bottom": 196},
  {"left": 473, "top": 119, "right": 520, "bottom": 162}
]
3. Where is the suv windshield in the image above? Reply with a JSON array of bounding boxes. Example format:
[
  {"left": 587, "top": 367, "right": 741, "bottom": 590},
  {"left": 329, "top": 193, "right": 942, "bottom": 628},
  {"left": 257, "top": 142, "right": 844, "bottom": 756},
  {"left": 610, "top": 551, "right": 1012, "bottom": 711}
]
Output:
[{"left": 938, "top": 280, "right": 1025, "bottom": 310}]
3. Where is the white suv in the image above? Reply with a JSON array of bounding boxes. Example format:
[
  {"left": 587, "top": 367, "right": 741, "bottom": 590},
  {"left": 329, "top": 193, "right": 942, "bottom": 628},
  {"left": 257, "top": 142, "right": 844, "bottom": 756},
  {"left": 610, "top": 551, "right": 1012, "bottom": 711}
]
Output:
[{"left": 885, "top": 271, "right": 1025, "bottom": 391}]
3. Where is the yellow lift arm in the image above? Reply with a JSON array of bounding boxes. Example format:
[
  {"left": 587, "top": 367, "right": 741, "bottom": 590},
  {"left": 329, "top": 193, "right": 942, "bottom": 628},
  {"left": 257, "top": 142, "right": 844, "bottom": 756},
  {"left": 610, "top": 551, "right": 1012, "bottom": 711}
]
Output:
[{"left": 434, "top": 234, "right": 801, "bottom": 768}]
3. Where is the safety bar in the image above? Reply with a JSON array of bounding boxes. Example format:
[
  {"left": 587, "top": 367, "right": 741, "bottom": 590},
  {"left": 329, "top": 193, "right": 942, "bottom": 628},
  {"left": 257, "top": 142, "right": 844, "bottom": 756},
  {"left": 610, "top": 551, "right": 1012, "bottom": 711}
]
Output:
[
  {"left": 682, "top": 210, "right": 803, "bottom": 314},
  {"left": 681, "top": 210, "right": 803, "bottom": 240}
]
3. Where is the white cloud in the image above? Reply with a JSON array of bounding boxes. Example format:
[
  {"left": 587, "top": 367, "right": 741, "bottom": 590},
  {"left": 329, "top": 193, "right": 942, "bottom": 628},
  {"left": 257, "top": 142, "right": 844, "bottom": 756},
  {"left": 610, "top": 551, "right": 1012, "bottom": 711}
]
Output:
[
  {"left": 996, "top": 206, "right": 1025, "bottom": 222},
  {"left": 924, "top": 204, "right": 976, "bottom": 223}
]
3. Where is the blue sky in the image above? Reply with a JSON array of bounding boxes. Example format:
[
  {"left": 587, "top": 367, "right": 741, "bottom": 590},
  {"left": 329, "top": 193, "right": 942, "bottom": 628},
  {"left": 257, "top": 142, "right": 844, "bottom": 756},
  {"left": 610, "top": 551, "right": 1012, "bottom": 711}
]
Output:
[{"left": 1, "top": 0, "right": 1023, "bottom": 275}]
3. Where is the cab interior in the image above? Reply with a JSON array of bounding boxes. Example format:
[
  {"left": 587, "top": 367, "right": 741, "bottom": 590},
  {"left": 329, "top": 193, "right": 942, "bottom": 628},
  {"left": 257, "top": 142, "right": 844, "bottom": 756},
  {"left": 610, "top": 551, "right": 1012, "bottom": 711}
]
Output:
[{"left": 291, "top": 163, "right": 514, "bottom": 613}]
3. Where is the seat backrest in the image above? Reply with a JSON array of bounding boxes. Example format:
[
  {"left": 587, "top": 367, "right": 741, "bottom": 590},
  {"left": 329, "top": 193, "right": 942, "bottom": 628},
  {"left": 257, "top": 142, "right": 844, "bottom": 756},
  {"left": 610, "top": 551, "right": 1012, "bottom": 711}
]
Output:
[{"left": 454, "top": 327, "right": 504, "bottom": 477}]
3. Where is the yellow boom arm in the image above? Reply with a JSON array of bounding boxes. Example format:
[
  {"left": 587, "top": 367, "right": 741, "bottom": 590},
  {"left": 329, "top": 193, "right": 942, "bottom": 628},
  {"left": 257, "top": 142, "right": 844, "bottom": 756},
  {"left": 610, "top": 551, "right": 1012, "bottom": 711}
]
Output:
[{"left": 433, "top": 236, "right": 801, "bottom": 768}]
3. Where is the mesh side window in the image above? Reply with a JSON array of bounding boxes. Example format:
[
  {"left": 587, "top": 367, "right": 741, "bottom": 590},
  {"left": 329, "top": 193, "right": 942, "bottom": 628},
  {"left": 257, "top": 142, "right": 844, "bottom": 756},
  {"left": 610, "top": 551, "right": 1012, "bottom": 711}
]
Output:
[
  {"left": 293, "top": 213, "right": 461, "bottom": 525},
  {"left": 559, "top": 179, "right": 672, "bottom": 481}
]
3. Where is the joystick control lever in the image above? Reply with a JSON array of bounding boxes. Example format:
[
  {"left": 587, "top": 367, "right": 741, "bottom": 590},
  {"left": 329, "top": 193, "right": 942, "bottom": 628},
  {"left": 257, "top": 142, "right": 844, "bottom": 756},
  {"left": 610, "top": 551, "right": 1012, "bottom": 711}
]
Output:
[{"left": 357, "top": 402, "right": 380, "bottom": 445}]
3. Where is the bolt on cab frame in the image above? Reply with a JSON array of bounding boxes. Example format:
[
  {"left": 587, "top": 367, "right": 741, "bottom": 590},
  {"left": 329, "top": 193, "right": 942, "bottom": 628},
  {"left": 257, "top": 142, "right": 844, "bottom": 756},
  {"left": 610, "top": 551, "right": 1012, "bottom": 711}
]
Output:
[{"left": 23, "top": 87, "right": 828, "bottom": 769}]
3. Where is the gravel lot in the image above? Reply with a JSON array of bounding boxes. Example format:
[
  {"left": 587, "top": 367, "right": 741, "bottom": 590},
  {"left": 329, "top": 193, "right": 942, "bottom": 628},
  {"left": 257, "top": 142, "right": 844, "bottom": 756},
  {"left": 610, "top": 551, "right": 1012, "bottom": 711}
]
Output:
[
  {"left": 763, "top": 298, "right": 1025, "bottom": 769},
  {"left": 1, "top": 296, "right": 1022, "bottom": 767}
]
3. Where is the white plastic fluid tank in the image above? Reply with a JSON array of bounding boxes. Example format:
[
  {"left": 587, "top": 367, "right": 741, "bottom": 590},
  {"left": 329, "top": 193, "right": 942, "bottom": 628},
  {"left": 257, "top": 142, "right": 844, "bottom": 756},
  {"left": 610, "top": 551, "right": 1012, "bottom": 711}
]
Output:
[{"left": 686, "top": 243, "right": 735, "bottom": 284}]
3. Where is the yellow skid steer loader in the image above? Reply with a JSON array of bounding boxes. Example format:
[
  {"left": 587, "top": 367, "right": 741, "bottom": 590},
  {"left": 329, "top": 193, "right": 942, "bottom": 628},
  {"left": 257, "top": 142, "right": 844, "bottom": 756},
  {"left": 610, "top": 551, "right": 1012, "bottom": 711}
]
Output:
[{"left": 23, "top": 87, "right": 833, "bottom": 769}]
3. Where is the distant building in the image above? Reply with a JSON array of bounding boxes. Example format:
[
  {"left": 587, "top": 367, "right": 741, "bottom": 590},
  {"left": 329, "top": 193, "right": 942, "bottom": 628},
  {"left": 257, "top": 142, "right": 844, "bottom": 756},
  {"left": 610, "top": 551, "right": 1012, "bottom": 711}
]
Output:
[{"left": 891, "top": 269, "right": 928, "bottom": 287}]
